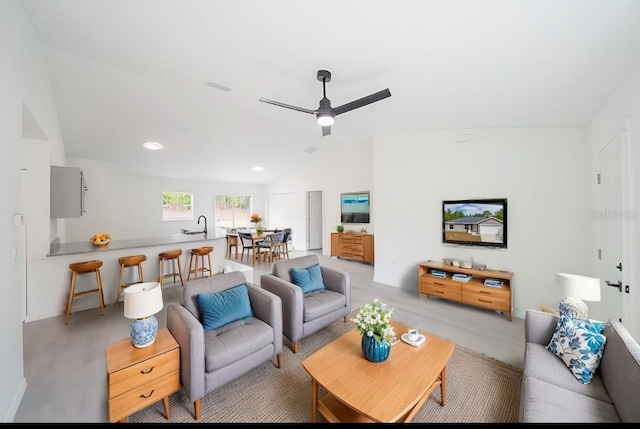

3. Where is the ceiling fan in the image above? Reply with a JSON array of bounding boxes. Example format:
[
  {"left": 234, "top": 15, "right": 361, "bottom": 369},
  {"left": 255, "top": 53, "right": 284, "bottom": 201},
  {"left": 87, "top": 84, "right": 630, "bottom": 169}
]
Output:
[{"left": 259, "top": 70, "right": 391, "bottom": 137}]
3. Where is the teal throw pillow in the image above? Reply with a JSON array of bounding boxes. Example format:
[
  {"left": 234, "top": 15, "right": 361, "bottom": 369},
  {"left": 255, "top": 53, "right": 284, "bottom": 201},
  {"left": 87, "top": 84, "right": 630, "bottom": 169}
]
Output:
[
  {"left": 290, "top": 263, "right": 325, "bottom": 294},
  {"left": 196, "top": 283, "right": 253, "bottom": 330},
  {"left": 546, "top": 314, "right": 607, "bottom": 384}
]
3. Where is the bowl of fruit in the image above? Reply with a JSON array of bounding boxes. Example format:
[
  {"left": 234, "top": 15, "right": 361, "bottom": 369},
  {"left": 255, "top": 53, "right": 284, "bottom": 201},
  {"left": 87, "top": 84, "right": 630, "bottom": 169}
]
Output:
[{"left": 90, "top": 233, "right": 112, "bottom": 247}]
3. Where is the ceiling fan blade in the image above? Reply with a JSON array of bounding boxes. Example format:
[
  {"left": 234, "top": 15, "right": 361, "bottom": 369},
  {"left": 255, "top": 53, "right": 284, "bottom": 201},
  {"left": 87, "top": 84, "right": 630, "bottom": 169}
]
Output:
[
  {"left": 321, "top": 125, "right": 331, "bottom": 137},
  {"left": 332, "top": 88, "right": 392, "bottom": 116},
  {"left": 259, "top": 97, "right": 315, "bottom": 115}
]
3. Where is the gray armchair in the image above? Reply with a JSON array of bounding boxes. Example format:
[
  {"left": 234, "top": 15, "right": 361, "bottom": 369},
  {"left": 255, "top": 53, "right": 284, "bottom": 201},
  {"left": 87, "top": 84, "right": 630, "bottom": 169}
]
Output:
[
  {"left": 260, "top": 254, "right": 351, "bottom": 353},
  {"left": 166, "top": 271, "right": 283, "bottom": 420}
]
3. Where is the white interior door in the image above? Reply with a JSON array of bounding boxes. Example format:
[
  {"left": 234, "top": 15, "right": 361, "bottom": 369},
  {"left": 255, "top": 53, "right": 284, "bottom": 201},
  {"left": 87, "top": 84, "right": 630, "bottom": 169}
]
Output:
[
  {"left": 598, "top": 130, "right": 630, "bottom": 324},
  {"left": 267, "top": 193, "right": 295, "bottom": 231}
]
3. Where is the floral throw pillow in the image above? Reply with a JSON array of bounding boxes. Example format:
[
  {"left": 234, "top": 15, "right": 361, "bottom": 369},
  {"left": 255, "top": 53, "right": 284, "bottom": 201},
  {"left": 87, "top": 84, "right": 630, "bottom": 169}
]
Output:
[{"left": 547, "top": 314, "right": 607, "bottom": 384}]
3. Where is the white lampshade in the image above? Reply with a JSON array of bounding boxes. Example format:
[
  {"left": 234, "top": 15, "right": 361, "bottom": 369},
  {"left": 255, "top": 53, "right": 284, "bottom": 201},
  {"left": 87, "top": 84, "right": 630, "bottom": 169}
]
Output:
[
  {"left": 556, "top": 273, "right": 601, "bottom": 302},
  {"left": 317, "top": 114, "right": 335, "bottom": 126},
  {"left": 124, "top": 281, "right": 164, "bottom": 319}
]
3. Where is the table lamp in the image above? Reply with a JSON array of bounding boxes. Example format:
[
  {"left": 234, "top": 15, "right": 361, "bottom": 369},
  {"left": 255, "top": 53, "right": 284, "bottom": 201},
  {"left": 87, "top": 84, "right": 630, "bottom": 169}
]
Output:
[
  {"left": 123, "top": 281, "right": 164, "bottom": 348},
  {"left": 556, "top": 273, "right": 601, "bottom": 319}
]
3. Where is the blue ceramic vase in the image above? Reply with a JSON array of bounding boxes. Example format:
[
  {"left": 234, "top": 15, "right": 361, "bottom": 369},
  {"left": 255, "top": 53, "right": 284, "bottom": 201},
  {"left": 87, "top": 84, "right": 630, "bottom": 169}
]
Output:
[{"left": 361, "top": 334, "right": 390, "bottom": 363}]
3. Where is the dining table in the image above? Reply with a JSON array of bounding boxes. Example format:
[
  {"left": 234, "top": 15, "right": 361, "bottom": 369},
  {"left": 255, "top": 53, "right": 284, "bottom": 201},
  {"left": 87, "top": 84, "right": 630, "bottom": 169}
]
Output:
[
  {"left": 227, "top": 230, "right": 276, "bottom": 266},
  {"left": 227, "top": 229, "right": 280, "bottom": 267}
]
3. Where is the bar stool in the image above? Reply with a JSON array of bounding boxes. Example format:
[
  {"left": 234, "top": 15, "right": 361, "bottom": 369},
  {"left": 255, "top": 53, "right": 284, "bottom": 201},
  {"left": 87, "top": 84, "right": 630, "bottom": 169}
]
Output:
[
  {"left": 66, "top": 260, "right": 106, "bottom": 325},
  {"left": 115, "top": 254, "right": 147, "bottom": 309},
  {"left": 226, "top": 234, "right": 239, "bottom": 259},
  {"left": 158, "top": 249, "right": 185, "bottom": 288},
  {"left": 188, "top": 246, "right": 213, "bottom": 281}
]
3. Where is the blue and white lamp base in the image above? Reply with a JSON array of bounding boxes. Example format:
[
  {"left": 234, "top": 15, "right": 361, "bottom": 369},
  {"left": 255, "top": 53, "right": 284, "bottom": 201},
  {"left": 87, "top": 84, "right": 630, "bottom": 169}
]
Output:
[{"left": 130, "top": 315, "right": 159, "bottom": 348}]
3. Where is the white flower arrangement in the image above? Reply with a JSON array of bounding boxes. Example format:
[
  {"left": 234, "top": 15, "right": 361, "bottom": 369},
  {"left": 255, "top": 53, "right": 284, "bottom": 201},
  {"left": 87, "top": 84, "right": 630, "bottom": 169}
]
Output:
[{"left": 350, "top": 298, "right": 397, "bottom": 345}]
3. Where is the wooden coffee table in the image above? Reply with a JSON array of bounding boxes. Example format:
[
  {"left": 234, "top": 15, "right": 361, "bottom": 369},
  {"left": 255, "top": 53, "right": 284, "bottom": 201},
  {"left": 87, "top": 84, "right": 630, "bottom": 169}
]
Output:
[{"left": 302, "top": 320, "right": 455, "bottom": 423}]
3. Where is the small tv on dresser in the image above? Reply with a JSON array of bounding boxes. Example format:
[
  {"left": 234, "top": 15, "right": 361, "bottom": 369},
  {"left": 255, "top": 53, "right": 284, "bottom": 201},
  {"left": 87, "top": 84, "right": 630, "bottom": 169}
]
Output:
[{"left": 442, "top": 198, "right": 507, "bottom": 248}]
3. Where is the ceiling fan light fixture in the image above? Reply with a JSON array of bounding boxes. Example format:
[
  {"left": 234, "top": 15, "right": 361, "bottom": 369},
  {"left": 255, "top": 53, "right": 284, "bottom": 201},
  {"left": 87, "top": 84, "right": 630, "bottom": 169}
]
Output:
[
  {"left": 317, "top": 114, "right": 335, "bottom": 126},
  {"left": 259, "top": 69, "right": 391, "bottom": 136}
]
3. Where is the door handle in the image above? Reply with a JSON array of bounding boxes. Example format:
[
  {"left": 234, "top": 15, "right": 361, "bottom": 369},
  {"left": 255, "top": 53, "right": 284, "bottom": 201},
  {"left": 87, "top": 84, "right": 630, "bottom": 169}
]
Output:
[
  {"left": 616, "top": 263, "right": 622, "bottom": 272},
  {"left": 605, "top": 280, "right": 622, "bottom": 292}
]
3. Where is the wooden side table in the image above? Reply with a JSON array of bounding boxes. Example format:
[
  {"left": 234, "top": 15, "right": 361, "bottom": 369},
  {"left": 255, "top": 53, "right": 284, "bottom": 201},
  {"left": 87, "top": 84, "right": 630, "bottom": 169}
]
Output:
[{"left": 106, "top": 328, "right": 180, "bottom": 422}]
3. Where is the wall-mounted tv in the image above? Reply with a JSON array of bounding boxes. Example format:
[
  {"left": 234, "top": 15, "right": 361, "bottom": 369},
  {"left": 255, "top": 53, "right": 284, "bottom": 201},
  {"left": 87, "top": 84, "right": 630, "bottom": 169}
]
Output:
[
  {"left": 442, "top": 198, "right": 507, "bottom": 248},
  {"left": 341, "top": 191, "right": 370, "bottom": 224}
]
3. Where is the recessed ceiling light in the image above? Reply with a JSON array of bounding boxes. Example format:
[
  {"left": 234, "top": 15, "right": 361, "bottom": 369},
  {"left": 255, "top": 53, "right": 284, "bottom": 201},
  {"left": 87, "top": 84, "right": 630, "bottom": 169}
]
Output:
[
  {"left": 143, "top": 142, "right": 163, "bottom": 150},
  {"left": 252, "top": 166, "right": 264, "bottom": 172}
]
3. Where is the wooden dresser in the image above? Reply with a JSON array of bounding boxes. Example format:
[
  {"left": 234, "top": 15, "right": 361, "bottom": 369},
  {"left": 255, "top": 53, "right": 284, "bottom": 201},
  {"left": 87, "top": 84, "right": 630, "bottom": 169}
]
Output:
[
  {"left": 418, "top": 260, "right": 513, "bottom": 321},
  {"left": 330, "top": 232, "right": 374, "bottom": 265},
  {"left": 105, "top": 328, "right": 180, "bottom": 422}
]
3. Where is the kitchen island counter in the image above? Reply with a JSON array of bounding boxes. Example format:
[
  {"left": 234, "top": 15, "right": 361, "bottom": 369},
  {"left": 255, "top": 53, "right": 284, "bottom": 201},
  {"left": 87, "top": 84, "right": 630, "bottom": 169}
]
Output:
[
  {"left": 48, "top": 231, "right": 226, "bottom": 257},
  {"left": 28, "top": 231, "right": 250, "bottom": 323}
]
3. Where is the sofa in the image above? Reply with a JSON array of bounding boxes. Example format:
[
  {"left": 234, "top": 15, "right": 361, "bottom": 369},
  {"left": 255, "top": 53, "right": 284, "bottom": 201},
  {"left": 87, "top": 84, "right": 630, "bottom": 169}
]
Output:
[{"left": 519, "top": 309, "right": 640, "bottom": 423}]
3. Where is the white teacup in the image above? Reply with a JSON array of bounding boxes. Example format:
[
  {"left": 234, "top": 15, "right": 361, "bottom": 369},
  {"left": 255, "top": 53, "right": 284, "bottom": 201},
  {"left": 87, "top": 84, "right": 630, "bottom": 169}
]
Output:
[{"left": 407, "top": 329, "right": 420, "bottom": 342}]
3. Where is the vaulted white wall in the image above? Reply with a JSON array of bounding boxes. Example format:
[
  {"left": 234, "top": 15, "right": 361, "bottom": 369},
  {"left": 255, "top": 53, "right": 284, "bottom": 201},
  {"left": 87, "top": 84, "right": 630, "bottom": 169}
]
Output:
[
  {"left": 61, "top": 163, "right": 264, "bottom": 244},
  {"left": 264, "top": 137, "right": 374, "bottom": 252},
  {"left": 373, "top": 128, "right": 591, "bottom": 319},
  {"left": 266, "top": 127, "right": 594, "bottom": 321},
  {"left": 1, "top": 0, "right": 66, "bottom": 421}
]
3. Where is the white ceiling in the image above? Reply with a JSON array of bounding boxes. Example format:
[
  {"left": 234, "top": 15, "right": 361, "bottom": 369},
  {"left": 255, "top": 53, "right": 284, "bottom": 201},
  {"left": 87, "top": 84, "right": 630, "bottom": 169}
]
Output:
[{"left": 20, "top": 0, "right": 640, "bottom": 184}]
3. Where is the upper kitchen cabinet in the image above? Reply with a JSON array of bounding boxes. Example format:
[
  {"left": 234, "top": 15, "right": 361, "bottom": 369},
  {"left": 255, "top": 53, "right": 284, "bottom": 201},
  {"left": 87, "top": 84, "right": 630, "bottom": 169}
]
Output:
[{"left": 50, "top": 166, "right": 87, "bottom": 218}]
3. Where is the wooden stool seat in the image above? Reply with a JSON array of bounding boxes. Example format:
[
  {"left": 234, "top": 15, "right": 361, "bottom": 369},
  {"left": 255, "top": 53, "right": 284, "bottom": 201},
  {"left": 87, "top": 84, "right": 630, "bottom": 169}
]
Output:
[
  {"left": 66, "top": 260, "right": 106, "bottom": 325},
  {"left": 226, "top": 235, "right": 239, "bottom": 259},
  {"left": 158, "top": 249, "right": 185, "bottom": 288},
  {"left": 69, "top": 260, "right": 103, "bottom": 273},
  {"left": 188, "top": 246, "right": 213, "bottom": 281},
  {"left": 116, "top": 254, "right": 147, "bottom": 309}
]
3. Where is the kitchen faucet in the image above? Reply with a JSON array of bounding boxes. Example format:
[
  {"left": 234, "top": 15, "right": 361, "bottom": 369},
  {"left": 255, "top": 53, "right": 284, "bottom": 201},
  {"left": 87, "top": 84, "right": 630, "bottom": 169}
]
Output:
[{"left": 197, "top": 215, "right": 207, "bottom": 234}]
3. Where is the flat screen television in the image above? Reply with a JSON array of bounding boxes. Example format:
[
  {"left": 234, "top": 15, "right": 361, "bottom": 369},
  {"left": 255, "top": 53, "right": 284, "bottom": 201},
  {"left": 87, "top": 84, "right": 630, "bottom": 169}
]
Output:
[
  {"left": 341, "top": 191, "right": 370, "bottom": 223},
  {"left": 442, "top": 198, "right": 507, "bottom": 248}
]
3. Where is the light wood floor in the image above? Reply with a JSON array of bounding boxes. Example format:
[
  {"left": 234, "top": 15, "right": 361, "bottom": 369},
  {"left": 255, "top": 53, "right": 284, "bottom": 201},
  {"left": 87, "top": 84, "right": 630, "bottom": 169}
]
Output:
[{"left": 14, "top": 250, "right": 525, "bottom": 423}]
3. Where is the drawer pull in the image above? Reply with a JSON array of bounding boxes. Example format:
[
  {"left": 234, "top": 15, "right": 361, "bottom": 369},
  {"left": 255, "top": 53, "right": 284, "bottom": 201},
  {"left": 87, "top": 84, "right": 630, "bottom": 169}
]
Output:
[
  {"left": 479, "top": 290, "right": 491, "bottom": 295},
  {"left": 478, "top": 299, "right": 492, "bottom": 304},
  {"left": 434, "top": 282, "right": 444, "bottom": 286},
  {"left": 140, "top": 389, "right": 156, "bottom": 399},
  {"left": 141, "top": 367, "right": 155, "bottom": 374},
  {"left": 434, "top": 290, "right": 445, "bottom": 294}
]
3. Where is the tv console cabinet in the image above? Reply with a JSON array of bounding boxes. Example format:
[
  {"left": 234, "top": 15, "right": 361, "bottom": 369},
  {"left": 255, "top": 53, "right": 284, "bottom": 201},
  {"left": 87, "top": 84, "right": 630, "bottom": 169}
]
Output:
[
  {"left": 330, "top": 232, "right": 374, "bottom": 265},
  {"left": 418, "top": 260, "right": 513, "bottom": 321}
]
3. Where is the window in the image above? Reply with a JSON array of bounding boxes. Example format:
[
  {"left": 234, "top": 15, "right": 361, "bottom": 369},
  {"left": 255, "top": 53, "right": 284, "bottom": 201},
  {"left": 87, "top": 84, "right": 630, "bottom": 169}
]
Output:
[
  {"left": 162, "top": 191, "right": 193, "bottom": 221},
  {"left": 215, "top": 195, "right": 252, "bottom": 229}
]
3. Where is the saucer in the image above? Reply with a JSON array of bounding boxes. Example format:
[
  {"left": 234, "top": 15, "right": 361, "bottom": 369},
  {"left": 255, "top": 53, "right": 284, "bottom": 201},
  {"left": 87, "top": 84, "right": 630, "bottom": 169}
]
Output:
[{"left": 401, "top": 333, "right": 426, "bottom": 347}]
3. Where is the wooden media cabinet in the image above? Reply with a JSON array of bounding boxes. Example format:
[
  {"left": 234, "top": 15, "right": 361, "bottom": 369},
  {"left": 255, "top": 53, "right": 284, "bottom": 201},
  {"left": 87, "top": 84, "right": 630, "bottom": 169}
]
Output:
[
  {"left": 330, "top": 232, "right": 374, "bottom": 265},
  {"left": 418, "top": 260, "right": 513, "bottom": 321}
]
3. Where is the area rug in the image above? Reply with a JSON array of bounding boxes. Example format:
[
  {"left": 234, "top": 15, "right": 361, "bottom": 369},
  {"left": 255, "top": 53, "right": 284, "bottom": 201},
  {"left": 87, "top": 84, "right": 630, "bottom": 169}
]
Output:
[{"left": 130, "top": 315, "right": 522, "bottom": 423}]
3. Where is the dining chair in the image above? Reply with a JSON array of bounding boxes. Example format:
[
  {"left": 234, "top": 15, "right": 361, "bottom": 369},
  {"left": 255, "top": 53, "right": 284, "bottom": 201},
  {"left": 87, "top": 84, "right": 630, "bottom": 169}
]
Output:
[
  {"left": 257, "top": 231, "right": 285, "bottom": 263},
  {"left": 237, "top": 231, "right": 257, "bottom": 264},
  {"left": 280, "top": 229, "right": 291, "bottom": 260}
]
